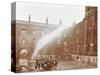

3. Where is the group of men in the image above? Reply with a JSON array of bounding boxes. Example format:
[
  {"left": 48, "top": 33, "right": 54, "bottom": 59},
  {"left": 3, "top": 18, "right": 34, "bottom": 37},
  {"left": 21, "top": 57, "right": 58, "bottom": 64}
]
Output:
[{"left": 34, "top": 55, "right": 58, "bottom": 71}]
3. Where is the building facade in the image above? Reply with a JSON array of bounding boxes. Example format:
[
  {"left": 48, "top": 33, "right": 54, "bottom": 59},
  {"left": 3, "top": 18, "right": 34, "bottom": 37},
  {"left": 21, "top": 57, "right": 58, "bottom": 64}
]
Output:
[{"left": 11, "top": 6, "right": 97, "bottom": 72}]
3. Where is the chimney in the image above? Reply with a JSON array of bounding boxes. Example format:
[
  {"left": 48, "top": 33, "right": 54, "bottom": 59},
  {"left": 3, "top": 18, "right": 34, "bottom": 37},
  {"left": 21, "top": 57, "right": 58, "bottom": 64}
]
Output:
[
  {"left": 28, "top": 14, "right": 31, "bottom": 23},
  {"left": 46, "top": 17, "right": 48, "bottom": 24}
]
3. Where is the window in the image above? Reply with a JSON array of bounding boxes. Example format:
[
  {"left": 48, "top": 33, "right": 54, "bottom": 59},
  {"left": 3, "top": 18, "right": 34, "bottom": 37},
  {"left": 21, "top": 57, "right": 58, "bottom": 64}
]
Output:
[
  {"left": 20, "top": 49, "right": 27, "bottom": 54},
  {"left": 90, "top": 43, "right": 94, "bottom": 47},
  {"left": 64, "top": 41, "right": 67, "bottom": 46},
  {"left": 22, "top": 39, "right": 25, "bottom": 44},
  {"left": 76, "top": 29, "right": 79, "bottom": 34},
  {"left": 21, "top": 29, "right": 26, "bottom": 34},
  {"left": 89, "top": 27, "right": 92, "bottom": 30},
  {"left": 77, "top": 39, "right": 78, "bottom": 43}
]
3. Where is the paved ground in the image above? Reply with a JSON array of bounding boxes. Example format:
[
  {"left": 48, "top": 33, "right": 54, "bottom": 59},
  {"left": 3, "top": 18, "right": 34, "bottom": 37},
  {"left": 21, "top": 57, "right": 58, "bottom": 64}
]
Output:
[
  {"left": 55, "top": 60, "right": 97, "bottom": 70},
  {"left": 21, "top": 60, "right": 97, "bottom": 72}
]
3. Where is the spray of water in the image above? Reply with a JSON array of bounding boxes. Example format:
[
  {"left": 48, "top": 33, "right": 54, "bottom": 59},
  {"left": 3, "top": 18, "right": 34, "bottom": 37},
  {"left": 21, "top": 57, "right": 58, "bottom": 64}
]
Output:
[{"left": 32, "top": 24, "right": 72, "bottom": 57}]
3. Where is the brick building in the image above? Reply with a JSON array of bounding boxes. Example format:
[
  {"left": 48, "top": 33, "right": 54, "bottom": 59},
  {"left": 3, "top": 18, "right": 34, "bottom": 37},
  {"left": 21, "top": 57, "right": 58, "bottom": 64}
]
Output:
[
  {"left": 11, "top": 6, "right": 97, "bottom": 70},
  {"left": 45, "top": 6, "right": 97, "bottom": 64},
  {"left": 11, "top": 19, "right": 59, "bottom": 67}
]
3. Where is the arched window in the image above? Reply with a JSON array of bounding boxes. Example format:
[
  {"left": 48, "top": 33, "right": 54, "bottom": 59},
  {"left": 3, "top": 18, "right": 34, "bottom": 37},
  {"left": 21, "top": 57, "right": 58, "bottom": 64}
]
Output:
[{"left": 20, "top": 48, "right": 28, "bottom": 55}]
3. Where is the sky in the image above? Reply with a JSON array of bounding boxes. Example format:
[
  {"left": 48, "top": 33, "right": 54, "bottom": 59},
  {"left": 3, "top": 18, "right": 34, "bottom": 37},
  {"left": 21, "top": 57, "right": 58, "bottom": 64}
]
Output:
[{"left": 16, "top": 2, "right": 85, "bottom": 27}]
